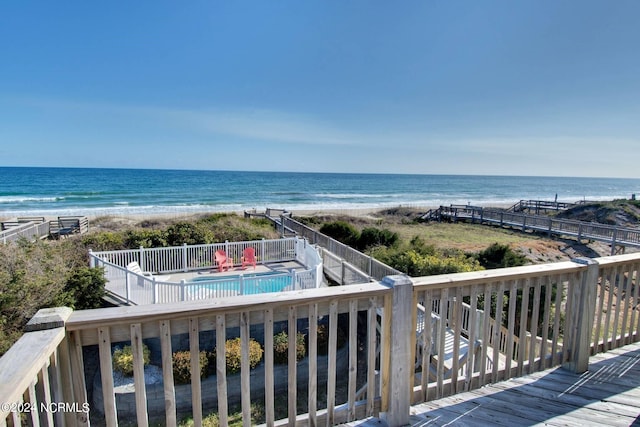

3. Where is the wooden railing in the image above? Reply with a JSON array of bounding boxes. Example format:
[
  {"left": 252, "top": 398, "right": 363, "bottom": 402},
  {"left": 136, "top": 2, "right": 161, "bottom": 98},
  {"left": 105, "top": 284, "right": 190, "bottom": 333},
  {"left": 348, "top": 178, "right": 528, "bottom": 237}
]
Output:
[
  {"left": 436, "top": 205, "right": 640, "bottom": 254},
  {"left": 1, "top": 216, "right": 89, "bottom": 244},
  {"left": 280, "top": 216, "right": 401, "bottom": 280},
  {"left": 2, "top": 253, "right": 639, "bottom": 426},
  {"left": 0, "top": 220, "right": 50, "bottom": 244},
  {"left": 507, "top": 199, "right": 578, "bottom": 213}
]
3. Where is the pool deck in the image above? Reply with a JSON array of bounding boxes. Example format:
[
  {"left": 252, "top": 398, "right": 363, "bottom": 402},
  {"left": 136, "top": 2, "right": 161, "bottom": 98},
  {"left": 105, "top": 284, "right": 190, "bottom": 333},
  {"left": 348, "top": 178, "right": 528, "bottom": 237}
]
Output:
[{"left": 168, "top": 260, "right": 306, "bottom": 282}]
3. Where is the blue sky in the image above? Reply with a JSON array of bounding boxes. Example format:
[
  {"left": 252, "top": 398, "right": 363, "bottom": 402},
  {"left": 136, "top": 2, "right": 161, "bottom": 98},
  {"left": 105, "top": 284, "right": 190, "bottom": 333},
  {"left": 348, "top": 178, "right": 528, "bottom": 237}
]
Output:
[{"left": 1, "top": 1, "right": 638, "bottom": 177}]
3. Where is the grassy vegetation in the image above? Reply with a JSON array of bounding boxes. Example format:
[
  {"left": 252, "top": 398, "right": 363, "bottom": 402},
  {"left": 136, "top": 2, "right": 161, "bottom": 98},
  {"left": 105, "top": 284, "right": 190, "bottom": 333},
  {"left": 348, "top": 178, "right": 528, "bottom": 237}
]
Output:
[{"left": 0, "top": 213, "right": 279, "bottom": 356}]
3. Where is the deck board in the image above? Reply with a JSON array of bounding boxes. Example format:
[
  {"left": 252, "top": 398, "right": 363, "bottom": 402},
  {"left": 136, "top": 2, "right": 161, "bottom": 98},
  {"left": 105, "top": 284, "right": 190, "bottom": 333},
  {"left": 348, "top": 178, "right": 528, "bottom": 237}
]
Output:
[{"left": 340, "top": 342, "right": 640, "bottom": 426}]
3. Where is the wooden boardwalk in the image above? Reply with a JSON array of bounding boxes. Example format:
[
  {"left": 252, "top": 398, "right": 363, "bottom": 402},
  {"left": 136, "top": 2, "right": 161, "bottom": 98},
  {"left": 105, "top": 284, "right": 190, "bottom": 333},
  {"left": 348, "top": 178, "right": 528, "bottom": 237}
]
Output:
[
  {"left": 343, "top": 342, "right": 640, "bottom": 426},
  {"left": 423, "top": 205, "right": 640, "bottom": 254}
]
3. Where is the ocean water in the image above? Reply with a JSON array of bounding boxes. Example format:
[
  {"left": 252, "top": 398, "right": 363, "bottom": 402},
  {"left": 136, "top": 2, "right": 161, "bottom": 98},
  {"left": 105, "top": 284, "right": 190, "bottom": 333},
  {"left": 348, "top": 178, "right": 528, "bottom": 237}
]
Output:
[{"left": 1, "top": 167, "right": 639, "bottom": 218}]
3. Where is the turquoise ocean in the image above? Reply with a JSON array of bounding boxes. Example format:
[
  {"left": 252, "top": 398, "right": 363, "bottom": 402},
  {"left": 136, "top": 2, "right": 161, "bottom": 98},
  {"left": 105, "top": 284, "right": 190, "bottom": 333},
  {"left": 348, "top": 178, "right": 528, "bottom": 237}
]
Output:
[{"left": 1, "top": 167, "right": 639, "bottom": 218}]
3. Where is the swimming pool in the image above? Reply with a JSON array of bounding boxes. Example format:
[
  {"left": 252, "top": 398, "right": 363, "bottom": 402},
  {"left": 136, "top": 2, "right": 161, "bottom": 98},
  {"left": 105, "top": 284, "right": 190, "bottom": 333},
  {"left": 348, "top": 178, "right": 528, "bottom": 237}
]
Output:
[{"left": 187, "top": 271, "right": 293, "bottom": 297}]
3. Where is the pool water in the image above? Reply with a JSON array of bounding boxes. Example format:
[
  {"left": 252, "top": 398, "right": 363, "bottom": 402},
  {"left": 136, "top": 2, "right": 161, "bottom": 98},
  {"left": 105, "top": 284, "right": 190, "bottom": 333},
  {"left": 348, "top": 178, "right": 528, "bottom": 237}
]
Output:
[{"left": 188, "top": 271, "right": 292, "bottom": 295}]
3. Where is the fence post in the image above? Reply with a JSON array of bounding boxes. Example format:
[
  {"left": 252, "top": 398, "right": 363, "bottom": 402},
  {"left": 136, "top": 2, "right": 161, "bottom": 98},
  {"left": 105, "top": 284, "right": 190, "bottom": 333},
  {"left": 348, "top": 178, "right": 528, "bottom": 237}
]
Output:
[
  {"left": 564, "top": 258, "right": 599, "bottom": 373},
  {"left": 261, "top": 238, "right": 266, "bottom": 266},
  {"left": 183, "top": 243, "right": 188, "bottom": 272},
  {"left": 380, "top": 275, "right": 413, "bottom": 426},
  {"left": 152, "top": 278, "right": 157, "bottom": 304},
  {"left": 126, "top": 270, "right": 131, "bottom": 303},
  {"left": 239, "top": 274, "right": 244, "bottom": 295},
  {"left": 181, "top": 280, "right": 186, "bottom": 302},
  {"left": 611, "top": 229, "right": 618, "bottom": 256},
  {"left": 139, "top": 246, "right": 145, "bottom": 271}
]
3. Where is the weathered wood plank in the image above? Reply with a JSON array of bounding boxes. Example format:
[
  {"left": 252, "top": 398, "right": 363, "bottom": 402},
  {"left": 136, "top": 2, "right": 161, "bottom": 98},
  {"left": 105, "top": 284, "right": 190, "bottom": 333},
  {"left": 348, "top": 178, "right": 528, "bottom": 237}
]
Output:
[
  {"left": 216, "top": 314, "right": 228, "bottom": 426},
  {"left": 159, "top": 320, "right": 177, "bottom": 427},
  {"left": 130, "top": 323, "right": 148, "bottom": 427},
  {"left": 188, "top": 317, "right": 202, "bottom": 426}
]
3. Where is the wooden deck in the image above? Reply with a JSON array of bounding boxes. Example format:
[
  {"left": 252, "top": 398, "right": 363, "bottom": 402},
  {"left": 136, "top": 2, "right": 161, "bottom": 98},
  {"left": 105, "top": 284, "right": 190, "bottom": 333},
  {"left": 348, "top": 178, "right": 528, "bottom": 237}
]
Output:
[{"left": 343, "top": 342, "right": 640, "bottom": 426}]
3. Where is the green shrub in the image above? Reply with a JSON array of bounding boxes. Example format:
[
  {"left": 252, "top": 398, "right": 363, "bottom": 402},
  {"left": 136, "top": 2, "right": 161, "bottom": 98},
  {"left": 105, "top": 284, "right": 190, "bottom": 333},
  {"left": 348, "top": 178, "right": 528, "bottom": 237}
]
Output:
[
  {"left": 273, "top": 331, "right": 306, "bottom": 364},
  {"left": 124, "top": 229, "right": 167, "bottom": 248},
  {"left": 172, "top": 350, "right": 208, "bottom": 384},
  {"left": 165, "top": 222, "right": 213, "bottom": 246},
  {"left": 475, "top": 243, "right": 528, "bottom": 269},
  {"left": 213, "top": 337, "right": 263, "bottom": 374},
  {"left": 319, "top": 221, "right": 359, "bottom": 246},
  {"left": 113, "top": 344, "right": 150, "bottom": 376},
  {"left": 357, "top": 227, "right": 398, "bottom": 250},
  {"left": 58, "top": 267, "right": 106, "bottom": 309},
  {"left": 81, "top": 232, "right": 126, "bottom": 251}
]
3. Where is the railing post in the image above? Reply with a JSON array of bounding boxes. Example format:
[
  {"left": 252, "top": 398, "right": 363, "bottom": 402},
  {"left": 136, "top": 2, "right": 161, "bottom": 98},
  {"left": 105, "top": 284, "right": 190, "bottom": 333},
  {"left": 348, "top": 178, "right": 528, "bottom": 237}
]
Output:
[
  {"left": 183, "top": 243, "right": 188, "bottom": 272},
  {"left": 139, "top": 246, "right": 145, "bottom": 271},
  {"left": 564, "top": 258, "right": 599, "bottom": 373},
  {"left": 181, "top": 280, "right": 186, "bottom": 301},
  {"left": 239, "top": 274, "right": 244, "bottom": 295},
  {"left": 380, "top": 275, "right": 413, "bottom": 427},
  {"left": 611, "top": 229, "right": 618, "bottom": 256},
  {"left": 261, "top": 238, "right": 266, "bottom": 266},
  {"left": 152, "top": 277, "right": 157, "bottom": 304},
  {"left": 126, "top": 270, "right": 131, "bottom": 303},
  {"left": 89, "top": 249, "right": 95, "bottom": 268}
]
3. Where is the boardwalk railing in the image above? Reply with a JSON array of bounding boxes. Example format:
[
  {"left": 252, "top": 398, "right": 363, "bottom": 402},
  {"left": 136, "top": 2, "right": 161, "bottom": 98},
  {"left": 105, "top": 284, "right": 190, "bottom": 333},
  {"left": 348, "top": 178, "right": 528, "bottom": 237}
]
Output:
[
  {"left": 1, "top": 216, "right": 89, "bottom": 243},
  {"left": 2, "top": 252, "right": 639, "bottom": 426},
  {"left": 508, "top": 199, "right": 579, "bottom": 213},
  {"left": 0, "top": 220, "right": 51, "bottom": 244},
  {"left": 90, "top": 237, "right": 323, "bottom": 305},
  {"left": 436, "top": 205, "right": 640, "bottom": 254},
  {"left": 280, "top": 216, "right": 401, "bottom": 280}
]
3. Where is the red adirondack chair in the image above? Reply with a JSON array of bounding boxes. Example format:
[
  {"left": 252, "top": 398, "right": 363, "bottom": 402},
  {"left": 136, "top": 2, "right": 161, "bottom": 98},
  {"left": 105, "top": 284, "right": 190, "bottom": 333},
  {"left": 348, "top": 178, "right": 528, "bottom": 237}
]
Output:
[
  {"left": 241, "top": 247, "right": 257, "bottom": 270},
  {"left": 214, "top": 250, "right": 233, "bottom": 272}
]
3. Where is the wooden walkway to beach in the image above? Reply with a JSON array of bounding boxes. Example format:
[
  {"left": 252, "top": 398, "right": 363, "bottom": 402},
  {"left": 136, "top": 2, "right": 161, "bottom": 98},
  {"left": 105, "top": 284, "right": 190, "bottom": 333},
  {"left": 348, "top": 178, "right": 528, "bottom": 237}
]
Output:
[
  {"left": 423, "top": 205, "right": 640, "bottom": 255},
  {"left": 342, "top": 341, "right": 640, "bottom": 426},
  {"left": 0, "top": 216, "right": 88, "bottom": 243}
]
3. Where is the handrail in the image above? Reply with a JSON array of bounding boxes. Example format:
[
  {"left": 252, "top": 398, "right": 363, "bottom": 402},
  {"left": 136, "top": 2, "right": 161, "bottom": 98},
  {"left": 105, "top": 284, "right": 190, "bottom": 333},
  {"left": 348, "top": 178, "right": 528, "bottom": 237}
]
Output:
[
  {"left": 280, "top": 216, "right": 401, "bottom": 280},
  {"left": 434, "top": 205, "right": 640, "bottom": 253},
  {"left": 2, "top": 252, "right": 639, "bottom": 426}
]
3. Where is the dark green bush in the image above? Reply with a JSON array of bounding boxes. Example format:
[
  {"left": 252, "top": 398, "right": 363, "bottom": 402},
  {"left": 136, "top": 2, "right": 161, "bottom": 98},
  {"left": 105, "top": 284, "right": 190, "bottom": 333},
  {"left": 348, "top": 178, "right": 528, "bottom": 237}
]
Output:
[
  {"left": 81, "top": 232, "right": 126, "bottom": 251},
  {"left": 113, "top": 344, "right": 150, "bottom": 376},
  {"left": 172, "top": 350, "right": 208, "bottom": 384},
  {"left": 57, "top": 267, "right": 106, "bottom": 310},
  {"left": 273, "top": 331, "right": 306, "bottom": 364},
  {"left": 124, "top": 229, "right": 167, "bottom": 248},
  {"left": 319, "top": 221, "right": 359, "bottom": 246},
  {"left": 165, "top": 222, "right": 213, "bottom": 246},
  {"left": 475, "top": 243, "right": 528, "bottom": 269},
  {"left": 357, "top": 227, "right": 399, "bottom": 250}
]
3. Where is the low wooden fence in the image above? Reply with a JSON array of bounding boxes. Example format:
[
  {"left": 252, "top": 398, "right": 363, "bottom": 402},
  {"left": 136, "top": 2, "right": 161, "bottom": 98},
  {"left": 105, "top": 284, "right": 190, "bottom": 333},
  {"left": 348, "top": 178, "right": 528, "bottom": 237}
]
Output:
[{"left": 2, "top": 252, "right": 639, "bottom": 426}]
